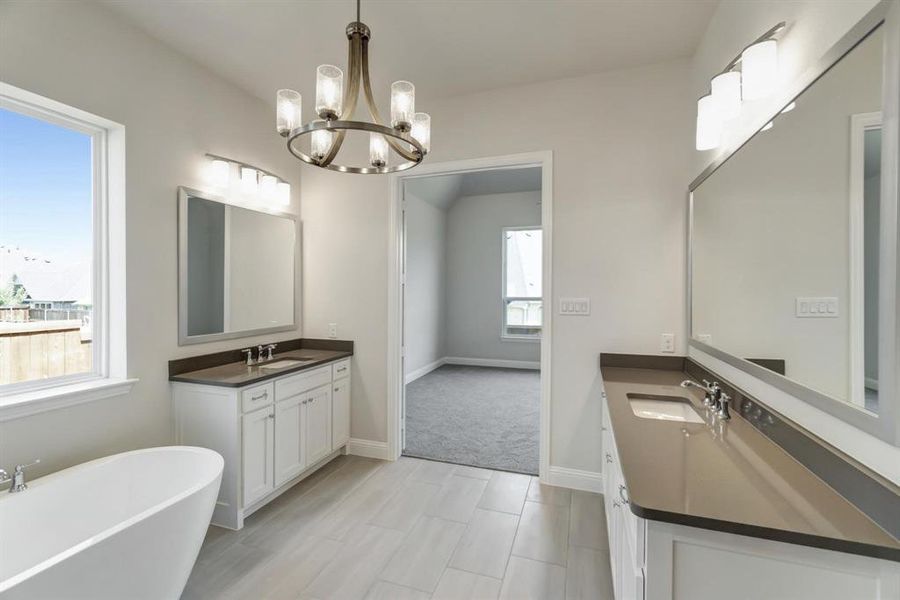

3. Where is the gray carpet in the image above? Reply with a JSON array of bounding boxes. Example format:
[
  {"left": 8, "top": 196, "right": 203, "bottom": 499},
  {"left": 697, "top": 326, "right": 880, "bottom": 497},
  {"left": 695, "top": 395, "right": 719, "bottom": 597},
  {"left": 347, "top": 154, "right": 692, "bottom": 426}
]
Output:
[{"left": 403, "top": 364, "right": 540, "bottom": 475}]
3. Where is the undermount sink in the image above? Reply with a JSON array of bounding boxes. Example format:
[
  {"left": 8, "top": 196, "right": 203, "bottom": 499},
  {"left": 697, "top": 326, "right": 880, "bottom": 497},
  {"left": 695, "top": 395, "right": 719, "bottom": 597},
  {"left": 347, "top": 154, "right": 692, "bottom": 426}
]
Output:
[
  {"left": 258, "top": 359, "right": 315, "bottom": 370},
  {"left": 626, "top": 393, "right": 704, "bottom": 424}
]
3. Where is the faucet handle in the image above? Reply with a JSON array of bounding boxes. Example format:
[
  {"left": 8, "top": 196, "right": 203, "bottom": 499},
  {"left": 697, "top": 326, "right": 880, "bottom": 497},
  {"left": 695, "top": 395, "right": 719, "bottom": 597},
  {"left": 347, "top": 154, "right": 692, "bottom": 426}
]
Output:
[
  {"left": 241, "top": 348, "right": 255, "bottom": 366},
  {"left": 266, "top": 343, "right": 277, "bottom": 360},
  {"left": 15, "top": 459, "right": 40, "bottom": 472},
  {"left": 718, "top": 393, "right": 732, "bottom": 420}
]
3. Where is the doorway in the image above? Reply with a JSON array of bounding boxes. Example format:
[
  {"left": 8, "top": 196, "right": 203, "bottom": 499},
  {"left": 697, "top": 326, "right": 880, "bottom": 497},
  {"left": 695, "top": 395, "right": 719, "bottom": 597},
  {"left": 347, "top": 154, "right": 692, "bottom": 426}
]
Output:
[{"left": 387, "top": 152, "right": 553, "bottom": 477}]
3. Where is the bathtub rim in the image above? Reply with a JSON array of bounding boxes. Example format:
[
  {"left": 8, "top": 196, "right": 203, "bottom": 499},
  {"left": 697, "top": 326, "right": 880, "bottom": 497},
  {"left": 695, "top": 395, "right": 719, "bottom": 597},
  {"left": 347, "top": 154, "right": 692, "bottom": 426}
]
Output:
[{"left": 0, "top": 445, "right": 224, "bottom": 593}]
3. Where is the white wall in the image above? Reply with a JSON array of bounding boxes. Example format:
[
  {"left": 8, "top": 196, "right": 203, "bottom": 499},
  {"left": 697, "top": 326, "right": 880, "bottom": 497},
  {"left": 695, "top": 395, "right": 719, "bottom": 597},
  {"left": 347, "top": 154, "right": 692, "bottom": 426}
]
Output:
[
  {"left": 445, "top": 191, "right": 541, "bottom": 363},
  {"left": 689, "top": 0, "right": 900, "bottom": 482},
  {"left": 404, "top": 191, "right": 447, "bottom": 376},
  {"left": 302, "top": 60, "right": 693, "bottom": 475},
  {"left": 0, "top": 0, "right": 302, "bottom": 478}
]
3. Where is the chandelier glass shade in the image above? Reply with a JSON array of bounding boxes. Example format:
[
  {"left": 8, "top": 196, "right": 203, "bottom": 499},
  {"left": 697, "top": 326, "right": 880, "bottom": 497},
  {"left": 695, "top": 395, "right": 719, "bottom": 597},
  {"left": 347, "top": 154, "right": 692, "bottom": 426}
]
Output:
[{"left": 276, "top": 0, "right": 430, "bottom": 174}]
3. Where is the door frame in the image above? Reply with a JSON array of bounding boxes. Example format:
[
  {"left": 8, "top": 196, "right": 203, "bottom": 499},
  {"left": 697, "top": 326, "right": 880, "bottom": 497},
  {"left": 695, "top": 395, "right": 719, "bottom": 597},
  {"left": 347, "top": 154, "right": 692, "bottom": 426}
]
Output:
[{"left": 387, "top": 151, "right": 553, "bottom": 479}]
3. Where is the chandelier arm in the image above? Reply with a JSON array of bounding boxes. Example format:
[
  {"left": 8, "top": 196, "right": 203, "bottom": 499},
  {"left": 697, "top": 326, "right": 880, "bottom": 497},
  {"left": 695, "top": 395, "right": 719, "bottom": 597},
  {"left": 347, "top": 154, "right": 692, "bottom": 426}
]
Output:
[
  {"left": 361, "top": 37, "right": 419, "bottom": 162},
  {"left": 319, "top": 32, "right": 363, "bottom": 167}
]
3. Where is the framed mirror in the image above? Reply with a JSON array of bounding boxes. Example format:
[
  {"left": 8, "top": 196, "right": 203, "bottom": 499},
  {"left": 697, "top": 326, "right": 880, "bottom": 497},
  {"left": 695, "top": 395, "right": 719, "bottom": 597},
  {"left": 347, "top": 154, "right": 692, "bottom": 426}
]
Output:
[
  {"left": 688, "top": 3, "right": 899, "bottom": 444},
  {"left": 177, "top": 187, "right": 297, "bottom": 345}
]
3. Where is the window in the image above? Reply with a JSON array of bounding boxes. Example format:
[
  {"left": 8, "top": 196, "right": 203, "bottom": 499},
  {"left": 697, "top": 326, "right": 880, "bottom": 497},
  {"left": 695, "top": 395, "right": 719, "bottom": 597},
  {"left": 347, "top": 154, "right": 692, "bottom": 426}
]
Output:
[
  {"left": 0, "top": 83, "right": 128, "bottom": 408},
  {"left": 502, "top": 227, "right": 542, "bottom": 339}
]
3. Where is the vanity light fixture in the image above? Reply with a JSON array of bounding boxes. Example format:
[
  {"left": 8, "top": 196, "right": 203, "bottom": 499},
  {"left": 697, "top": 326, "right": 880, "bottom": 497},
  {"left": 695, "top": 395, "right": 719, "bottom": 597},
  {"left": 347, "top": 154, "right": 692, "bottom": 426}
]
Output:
[
  {"left": 204, "top": 153, "right": 292, "bottom": 207},
  {"left": 275, "top": 0, "right": 430, "bottom": 174},
  {"left": 695, "top": 22, "right": 786, "bottom": 151}
]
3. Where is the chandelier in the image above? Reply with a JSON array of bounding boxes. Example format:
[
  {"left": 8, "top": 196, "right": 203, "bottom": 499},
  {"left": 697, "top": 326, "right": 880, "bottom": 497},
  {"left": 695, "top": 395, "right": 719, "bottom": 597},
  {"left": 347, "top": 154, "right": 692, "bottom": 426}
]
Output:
[{"left": 275, "top": 0, "right": 430, "bottom": 174}]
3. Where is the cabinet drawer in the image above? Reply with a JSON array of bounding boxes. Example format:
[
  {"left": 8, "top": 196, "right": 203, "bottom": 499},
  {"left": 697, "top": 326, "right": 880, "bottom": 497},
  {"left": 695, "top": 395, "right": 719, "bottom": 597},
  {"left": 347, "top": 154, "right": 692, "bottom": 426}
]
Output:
[
  {"left": 332, "top": 359, "right": 351, "bottom": 380},
  {"left": 276, "top": 365, "right": 331, "bottom": 400},
  {"left": 241, "top": 382, "right": 274, "bottom": 413}
]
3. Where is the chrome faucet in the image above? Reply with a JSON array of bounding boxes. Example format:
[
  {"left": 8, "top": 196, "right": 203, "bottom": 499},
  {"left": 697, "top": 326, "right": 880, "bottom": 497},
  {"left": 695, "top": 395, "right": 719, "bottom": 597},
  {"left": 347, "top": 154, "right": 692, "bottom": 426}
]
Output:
[
  {"left": 680, "top": 379, "right": 717, "bottom": 407},
  {"left": 0, "top": 459, "right": 40, "bottom": 493},
  {"left": 265, "top": 343, "right": 277, "bottom": 361}
]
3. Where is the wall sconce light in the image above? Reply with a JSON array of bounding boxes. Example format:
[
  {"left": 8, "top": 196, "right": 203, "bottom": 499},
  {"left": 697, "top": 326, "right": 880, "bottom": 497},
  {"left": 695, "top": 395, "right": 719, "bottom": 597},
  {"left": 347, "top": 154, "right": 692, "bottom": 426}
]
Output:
[
  {"left": 695, "top": 22, "right": 786, "bottom": 151},
  {"left": 205, "top": 153, "right": 292, "bottom": 207}
]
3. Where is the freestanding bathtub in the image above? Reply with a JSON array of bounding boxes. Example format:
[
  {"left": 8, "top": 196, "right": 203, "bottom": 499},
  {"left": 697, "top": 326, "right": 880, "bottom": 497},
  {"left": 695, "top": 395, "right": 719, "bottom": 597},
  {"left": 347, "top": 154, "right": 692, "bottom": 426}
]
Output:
[{"left": 0, "top": 446, "right": 223, "bottom": 599}]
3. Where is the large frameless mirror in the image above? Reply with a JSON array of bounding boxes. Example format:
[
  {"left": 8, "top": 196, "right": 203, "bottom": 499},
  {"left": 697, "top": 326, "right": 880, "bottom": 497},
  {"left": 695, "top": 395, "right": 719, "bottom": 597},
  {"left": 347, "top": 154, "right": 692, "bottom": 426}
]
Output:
[
  {"left": 178, "top": 187, "right": 297, "bottom": 345},
  {"left": 689, "top": 14, "right": 898, "bottom": 443}
]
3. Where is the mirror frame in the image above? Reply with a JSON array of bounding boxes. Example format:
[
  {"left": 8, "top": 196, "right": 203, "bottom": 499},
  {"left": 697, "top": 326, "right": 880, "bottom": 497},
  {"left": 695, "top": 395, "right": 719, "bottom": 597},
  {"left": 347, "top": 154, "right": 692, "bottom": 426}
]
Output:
[
  {"left": 686, "top": 0, "right": 900, "bottom": 445},
  {"left": 177, "top": 186, "right": 299, "bottom": 346}
]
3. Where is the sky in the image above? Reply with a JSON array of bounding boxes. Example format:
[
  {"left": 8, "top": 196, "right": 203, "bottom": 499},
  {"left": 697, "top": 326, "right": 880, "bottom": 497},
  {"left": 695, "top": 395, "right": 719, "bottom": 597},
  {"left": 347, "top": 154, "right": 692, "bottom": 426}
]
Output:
[{"left": 0, "top": 107, "right": 93, "bottom": 266}]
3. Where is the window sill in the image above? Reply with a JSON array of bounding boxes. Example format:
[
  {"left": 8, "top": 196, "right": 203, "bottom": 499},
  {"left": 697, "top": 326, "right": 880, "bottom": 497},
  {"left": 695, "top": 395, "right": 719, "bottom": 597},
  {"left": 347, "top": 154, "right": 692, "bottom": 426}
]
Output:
[
  {"left": 501, "top": 335, "right": 542, "bottom": 343},
  {"left": 0, "top": 378, "right": 138, "bottom": 422}
]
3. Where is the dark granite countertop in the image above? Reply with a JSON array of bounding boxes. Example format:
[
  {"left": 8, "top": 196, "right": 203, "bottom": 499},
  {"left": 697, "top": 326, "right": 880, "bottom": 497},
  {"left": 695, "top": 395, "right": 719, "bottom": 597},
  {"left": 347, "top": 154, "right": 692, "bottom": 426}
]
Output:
[
  {"left": 170, "top": 348, "right": 351, "bottom": 388},
  {"left": 601, "top": 364, "right": 900, "bottom": 562}
]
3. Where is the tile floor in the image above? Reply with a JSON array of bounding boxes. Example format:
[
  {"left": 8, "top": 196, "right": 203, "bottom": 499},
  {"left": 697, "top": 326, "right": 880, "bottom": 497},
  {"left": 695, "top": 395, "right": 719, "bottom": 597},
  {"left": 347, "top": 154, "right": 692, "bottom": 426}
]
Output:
[{"left": 182, "top": 455, "right": 614, "bottom": 600}]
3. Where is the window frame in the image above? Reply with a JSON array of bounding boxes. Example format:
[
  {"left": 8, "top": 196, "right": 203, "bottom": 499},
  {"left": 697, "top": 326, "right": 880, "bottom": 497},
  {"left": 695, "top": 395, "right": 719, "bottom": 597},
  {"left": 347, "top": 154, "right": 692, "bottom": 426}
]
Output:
[
  {"left": 0, "top": 82, "right": 132, "bottom": 416},
  {"left": 501, "top": 225, "right": 542, "bottom": 341}
]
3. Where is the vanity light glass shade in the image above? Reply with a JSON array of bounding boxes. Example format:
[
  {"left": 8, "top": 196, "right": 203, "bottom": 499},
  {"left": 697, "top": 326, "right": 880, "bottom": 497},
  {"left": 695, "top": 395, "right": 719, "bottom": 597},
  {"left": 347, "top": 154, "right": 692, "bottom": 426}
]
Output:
[
  {"left": 277, "top": 182, "right": 291, "bottom": 206},
  {"left": 369, "top": 133, "right": 388, "bottom": 167},
  {"left": 761, "top": 121, "right": 774, "bottom": 131},
  {"left": 781, "top": 101, "right": 796, "bottom": 113},
  {"left": 276, "top": 89, "right": 302, "bottom": 136},
  {"left": 390, "top": 81, "right": 415, "bottom": 131},
  {"left": 310, "top": 121, "right": 333, "bottom": 161},
  {"left": 410, "top": 112, "right": 431, "bottom": 154},
  {"left": 696, "top": 94, "right": 722, "bottom": 151},
  {"left": 208, "top": 159, "right": 230, "bottom": 188},
  {"left": 260, "top": 175, "right": 278, "bottom": 200},
  {"left": 711, "top": 71, "right": 742, "bottom": 120},
  {"left": 315, "top": 65, "right": 343, "bottom": 119},
  {"left": 741, "top": 40, "right": 777, "bottom": 101},
  {"left": 240, "top": 167, "right": 258, "bottom": 194}
]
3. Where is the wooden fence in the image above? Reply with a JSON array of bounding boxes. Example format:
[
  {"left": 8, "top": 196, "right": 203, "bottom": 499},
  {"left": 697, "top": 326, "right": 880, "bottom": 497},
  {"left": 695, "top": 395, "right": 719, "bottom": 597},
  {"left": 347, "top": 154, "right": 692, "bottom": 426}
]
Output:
[{"left": 0, "top": 321, "right": 92, "bottom": 385}]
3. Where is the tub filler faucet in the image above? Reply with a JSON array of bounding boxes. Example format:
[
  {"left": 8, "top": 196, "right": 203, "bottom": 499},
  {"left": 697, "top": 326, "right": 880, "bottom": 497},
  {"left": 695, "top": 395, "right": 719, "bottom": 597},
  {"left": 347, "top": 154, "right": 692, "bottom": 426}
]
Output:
[{"left": 0, "top": 459, "right": 40, "bottom": 493}]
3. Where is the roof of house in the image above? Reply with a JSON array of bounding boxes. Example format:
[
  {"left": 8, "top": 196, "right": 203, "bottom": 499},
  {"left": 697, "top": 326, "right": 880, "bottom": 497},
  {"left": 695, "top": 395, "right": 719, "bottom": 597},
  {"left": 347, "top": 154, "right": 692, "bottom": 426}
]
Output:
[{"left": 0, "top": 246, "right": 91, "bottom": 305}]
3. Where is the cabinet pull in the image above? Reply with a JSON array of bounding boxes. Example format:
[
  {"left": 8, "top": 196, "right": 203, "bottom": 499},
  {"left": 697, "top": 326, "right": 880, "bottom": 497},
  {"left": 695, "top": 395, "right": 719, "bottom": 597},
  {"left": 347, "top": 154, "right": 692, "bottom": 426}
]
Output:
[
  {"left": 267, "top": 414, "right": 275, "bottom": 420},
  {"left": 605, "top": 453, "right": 613, "bottom": 463},
  {"left": 302, "top": 400, "right": 308, "bottom": 405},
  {"left": 334, "top": 387, "right": 339, "bottom": 392},
  {"left": 618, "top": 484, "right": 629, "bottom": 504},
  {"left": 251, "top": 391, "right": 268, "bottom": 402}
]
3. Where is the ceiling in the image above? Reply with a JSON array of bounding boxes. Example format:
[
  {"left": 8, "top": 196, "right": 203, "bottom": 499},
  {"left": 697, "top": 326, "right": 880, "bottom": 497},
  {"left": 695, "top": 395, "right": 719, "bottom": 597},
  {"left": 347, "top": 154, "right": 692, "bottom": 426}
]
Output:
[
  {"left": 406, "top": 166, "right": 541, "bottom": 210},
  {"left": 100, "top": 0, "right": 718, "bottom": 108}
]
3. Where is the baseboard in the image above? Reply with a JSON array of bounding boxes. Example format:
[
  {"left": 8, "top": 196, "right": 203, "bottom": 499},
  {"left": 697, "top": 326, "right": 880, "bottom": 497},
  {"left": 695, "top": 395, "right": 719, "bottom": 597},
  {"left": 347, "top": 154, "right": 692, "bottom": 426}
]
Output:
[
  {"left": 444, "top": 356, "right": 540, "bottom": 370},
  {"left": 405, "top": 358, "right": 447, "bottom": 384},
  {"left": 543, "top": 465, "right": 604, "bottom": 493},
  {"left": 865, "top": 377, "right": 878, "bottom": 391},
  {"left": 347, "top": 438, "right": 392, "bottom": 460}
]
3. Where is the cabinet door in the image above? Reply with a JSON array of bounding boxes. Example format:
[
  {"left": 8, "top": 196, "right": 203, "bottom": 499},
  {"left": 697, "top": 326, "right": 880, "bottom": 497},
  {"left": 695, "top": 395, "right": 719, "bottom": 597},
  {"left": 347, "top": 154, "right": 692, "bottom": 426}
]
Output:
[
  {"left": 274, "top": 395, "right": 306, "bottom": 486},
  {"left": 332, "top": 377, "right": 351, "bottom": 450},
  {"left": 242, "top": 406, "right": 275, "bottom": 506},
  {"left": 305, "top": 384, "right": 333, "bottom": 465}
]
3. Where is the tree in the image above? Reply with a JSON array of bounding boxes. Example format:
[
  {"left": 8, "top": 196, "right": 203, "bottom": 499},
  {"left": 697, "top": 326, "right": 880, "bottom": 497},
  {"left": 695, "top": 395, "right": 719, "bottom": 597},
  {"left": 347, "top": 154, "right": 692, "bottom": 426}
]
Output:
[{"left": 0, "top": 275, "right": 27, "bottom": 306}]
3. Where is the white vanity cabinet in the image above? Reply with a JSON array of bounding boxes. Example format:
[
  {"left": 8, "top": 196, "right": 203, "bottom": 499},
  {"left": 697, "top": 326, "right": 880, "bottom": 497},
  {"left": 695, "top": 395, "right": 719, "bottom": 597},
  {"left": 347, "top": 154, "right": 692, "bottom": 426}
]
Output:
[
  {"left": 173, "top": 358, "right": 351, "bottom": 529},
  {"left": 600, "top": 392, "right": 900, "bottom": 600}
]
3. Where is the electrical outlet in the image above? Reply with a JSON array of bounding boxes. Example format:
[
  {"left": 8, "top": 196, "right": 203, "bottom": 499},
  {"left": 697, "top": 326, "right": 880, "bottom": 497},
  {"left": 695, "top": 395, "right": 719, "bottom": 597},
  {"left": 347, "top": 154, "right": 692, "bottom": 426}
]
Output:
[
  {"left": 696, "top": 334, "right": 712, "bottom": 344},
  {"left": 660, "top": 333, "right": 675, "bottom": 353},
  {"left": 328, "top": 323, "right": 338, "bottom": 339}
]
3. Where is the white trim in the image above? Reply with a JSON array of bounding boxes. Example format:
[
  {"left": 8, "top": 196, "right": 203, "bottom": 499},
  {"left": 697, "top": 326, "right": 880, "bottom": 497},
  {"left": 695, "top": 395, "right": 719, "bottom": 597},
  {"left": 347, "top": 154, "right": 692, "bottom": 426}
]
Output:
[
  {"left": 443, "top": 357, "right": 540, "bottom": 370},
  {"left": 404, "top": 358, "right": 447, "bottom": 384},
  {"left": 388, "top": 152, "right": 553, "bottom": 480},
  {"left": 543, "top": 465, "right": 604, "bottom": 493},
  {"left": 866, "top": 376, "right": 879, "bottom": 391},
  {"left": 0, "top": 82, "right": 128, "bottom": 400},
  {"left": 0, "top": 378, "right": 137, "bottom": 422},
  {"left": 849, "top": 111, "right": 882, "bottom": 408},
  {"left": 346, "top": 438, "right": 392, "bottom": 460}
]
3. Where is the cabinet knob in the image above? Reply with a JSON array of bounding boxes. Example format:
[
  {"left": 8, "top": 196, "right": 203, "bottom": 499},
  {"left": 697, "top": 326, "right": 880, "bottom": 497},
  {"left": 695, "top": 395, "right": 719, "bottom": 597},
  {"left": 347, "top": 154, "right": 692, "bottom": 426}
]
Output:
[
  {"left": 335, "top": 387, "right": 339, "bottom": 392},
  {"left": 605, "top": 453, "right": 613, "bottom": 463},
  {"left": 618, "top": 484, "right": 629, "bottom": 504},
  {"left": 267, "top": 414, "right": 275, "bottom": 420}
]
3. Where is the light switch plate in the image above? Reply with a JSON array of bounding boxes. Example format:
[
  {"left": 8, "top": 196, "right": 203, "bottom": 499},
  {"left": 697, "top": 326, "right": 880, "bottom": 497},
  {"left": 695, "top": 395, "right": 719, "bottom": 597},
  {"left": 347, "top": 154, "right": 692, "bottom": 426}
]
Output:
[
  {"left": 660, "top": 333, "right": 675, "bottom": 353},
  {"left": 559, "top": 297, "right": 590, "bottom": 315},
  {"left": 796, "top": 297, "right": 838, "bottom": 318},
  {"left": 328, "top": 323, "right": 338, "bottom": 338}
]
